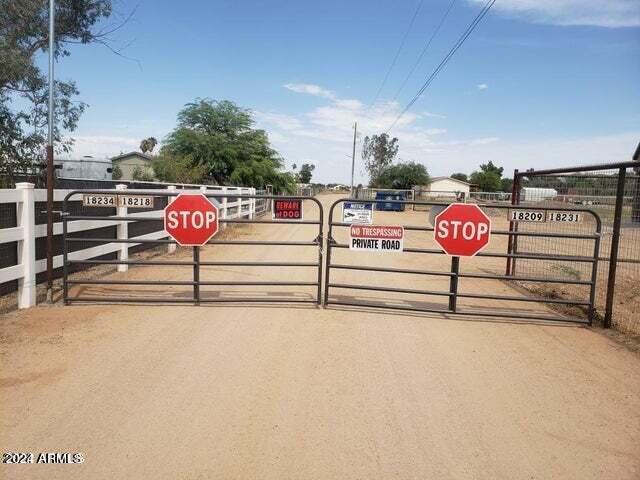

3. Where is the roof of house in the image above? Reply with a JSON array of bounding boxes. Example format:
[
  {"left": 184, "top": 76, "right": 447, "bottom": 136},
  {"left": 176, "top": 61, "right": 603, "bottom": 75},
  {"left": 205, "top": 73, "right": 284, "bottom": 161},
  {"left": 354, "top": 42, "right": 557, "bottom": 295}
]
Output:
[
  {"left": 110, "top": 151, "right": 153, "bottom": 162},
  {"left": 429, "top": 176, "right": 471, "bottom": 186}
]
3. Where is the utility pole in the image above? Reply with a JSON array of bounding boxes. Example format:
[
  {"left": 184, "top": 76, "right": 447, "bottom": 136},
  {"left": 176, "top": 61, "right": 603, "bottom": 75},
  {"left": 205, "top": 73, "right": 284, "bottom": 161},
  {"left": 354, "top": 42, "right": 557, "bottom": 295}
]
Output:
[
  {"left": 350, "top": 121, "right": 357, "bottom": 197},
  {"left": 46, "top": 0, "right": 55, "bottom": 303}
]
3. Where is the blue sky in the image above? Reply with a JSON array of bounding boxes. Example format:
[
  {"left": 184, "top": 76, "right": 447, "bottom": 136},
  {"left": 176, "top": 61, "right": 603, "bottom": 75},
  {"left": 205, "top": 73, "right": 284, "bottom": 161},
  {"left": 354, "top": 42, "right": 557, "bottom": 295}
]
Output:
[{"left": 56, "top": 0, "right": 639, "bottom": 183}]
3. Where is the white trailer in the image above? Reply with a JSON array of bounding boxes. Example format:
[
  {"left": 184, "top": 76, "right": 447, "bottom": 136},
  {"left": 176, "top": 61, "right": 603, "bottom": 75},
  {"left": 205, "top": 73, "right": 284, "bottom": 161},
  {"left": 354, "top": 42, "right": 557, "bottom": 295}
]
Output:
[{"left": 520, "top": 187, "right": 557, "bottom": 202}]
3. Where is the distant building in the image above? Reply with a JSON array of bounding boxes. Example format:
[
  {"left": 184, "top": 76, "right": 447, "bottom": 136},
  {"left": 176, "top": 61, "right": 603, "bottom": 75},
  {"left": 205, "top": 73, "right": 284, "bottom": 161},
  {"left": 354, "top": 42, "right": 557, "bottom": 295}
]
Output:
[
  {"left": 520, "top": 187, "right": 557, "bottom": 202},
  {"left": 57, "top": 156, "right": 113, "bottom": 180},
  {"left": 110, "top": 151, "right": 155, "bottom": 180},
  {"left": 416, "top": 177, "right": 471, "bottom": 199}
]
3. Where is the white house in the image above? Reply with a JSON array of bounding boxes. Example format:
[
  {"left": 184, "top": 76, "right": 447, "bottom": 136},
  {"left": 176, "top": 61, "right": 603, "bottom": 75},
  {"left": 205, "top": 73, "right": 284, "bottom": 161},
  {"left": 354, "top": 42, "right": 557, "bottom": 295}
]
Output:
[{"left": 416, "top": 177, "right": 471, "bottom": 199}]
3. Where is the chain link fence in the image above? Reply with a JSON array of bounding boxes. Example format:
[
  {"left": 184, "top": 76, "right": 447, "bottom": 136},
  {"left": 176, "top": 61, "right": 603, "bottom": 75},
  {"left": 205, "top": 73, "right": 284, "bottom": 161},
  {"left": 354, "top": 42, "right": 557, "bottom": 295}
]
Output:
[{"left": 511, "top": 161, "right": 640, "bottom": 335}]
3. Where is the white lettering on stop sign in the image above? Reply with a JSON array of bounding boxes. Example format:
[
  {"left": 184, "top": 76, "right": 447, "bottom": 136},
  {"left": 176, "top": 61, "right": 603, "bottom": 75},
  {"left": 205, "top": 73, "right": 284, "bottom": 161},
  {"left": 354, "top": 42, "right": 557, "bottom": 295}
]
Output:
[
  {"left": 433, "top": 203, "right": 492, "bottom": 257},
  {"left": 164, "top": 193, "right": 220, "bottom": 247},
  {"left": 167, "top": 210, "right": 216, "bottom": 229},
  {"left": 436, "top": 220, "right": 489, "bottom": 241}
]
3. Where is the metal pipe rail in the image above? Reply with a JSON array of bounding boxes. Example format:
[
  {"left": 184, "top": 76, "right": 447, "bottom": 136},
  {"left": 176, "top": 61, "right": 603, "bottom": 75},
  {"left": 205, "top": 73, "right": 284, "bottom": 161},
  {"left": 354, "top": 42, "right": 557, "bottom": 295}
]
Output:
[
  {"left": 62, "top": 191, "right": 324, "bottom": 305},
  {"left": 324, "top": 198, "right": 601, "bottom": 325}
]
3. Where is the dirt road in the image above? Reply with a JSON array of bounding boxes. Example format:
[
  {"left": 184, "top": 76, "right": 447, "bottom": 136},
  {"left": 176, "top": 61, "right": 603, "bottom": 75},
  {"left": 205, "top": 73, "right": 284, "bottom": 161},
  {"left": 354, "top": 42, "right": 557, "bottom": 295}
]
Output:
[{"left": 1, "top": 194, "right": 639, "bottom": 479}]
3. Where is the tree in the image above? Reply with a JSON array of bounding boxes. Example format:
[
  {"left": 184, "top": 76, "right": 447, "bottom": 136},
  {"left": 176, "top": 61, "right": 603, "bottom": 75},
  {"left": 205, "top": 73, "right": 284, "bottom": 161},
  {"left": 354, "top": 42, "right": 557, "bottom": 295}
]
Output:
[
  {"left": 361, "top": 133, "right": 399, "bottom": 182},
  {"left": 479, "top": 161, "right": 503, "bottom": 177},
  {"left": 297, "top": 163, "right": 315, "bottom": 183},
  {"left": 469, "top": 170, "right": 501, "bottom": 192},
  {"left": 161, "top": 99, "right": 294, "bottom": 192},
  {"left": 0, "top": 1, "right": 122, "bottom": 185},
  {"left": 140, "top": 137, "right": 157, "bottom": 154},
  {"left": 372, "top": 162, "right": 430, "bottom": 190},
  {"left": 153, "top": 153, "right": 207, "bottom": 184},
  {"left": 469, "top": 161, "right": 505, "bottom": 192},
  {"left": 451, "top": 172, "right": 468, "bottom": 183},
  {"left": 131, "top": 166, "right": 153, "bottom": 182},
  {"left": 500, "top": 177, "right": 513, "bottom": 193},
  {"left": 111, "top": 164, "right": 122, "bottom": 180}
]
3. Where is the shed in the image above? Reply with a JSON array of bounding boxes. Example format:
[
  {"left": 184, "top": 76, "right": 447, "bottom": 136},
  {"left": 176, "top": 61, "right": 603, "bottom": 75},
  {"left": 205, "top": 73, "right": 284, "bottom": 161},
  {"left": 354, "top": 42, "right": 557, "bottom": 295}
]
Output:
[
  {"left": 110, "top": 151, "right": 155, "bottom": 180},
  {"left": 419, "top": 177, "right": 471, "bottom": 198}
]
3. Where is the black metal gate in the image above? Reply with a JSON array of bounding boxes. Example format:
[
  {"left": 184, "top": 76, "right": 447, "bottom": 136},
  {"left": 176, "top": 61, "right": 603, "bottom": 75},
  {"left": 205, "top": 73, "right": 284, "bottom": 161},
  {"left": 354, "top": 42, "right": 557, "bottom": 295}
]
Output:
[
  {"left": 62, "top": 190, "right": 324, "bottom": 305},
  {"left": 324, "top": 198, "right": 601, "bottom": 324}
]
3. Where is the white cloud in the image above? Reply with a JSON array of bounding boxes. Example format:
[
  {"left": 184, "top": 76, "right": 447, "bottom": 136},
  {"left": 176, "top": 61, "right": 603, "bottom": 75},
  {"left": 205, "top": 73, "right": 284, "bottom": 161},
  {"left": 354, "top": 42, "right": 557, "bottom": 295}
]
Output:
[
  {"left": 423, "top": 111, "right": 447, "bottom": 119},
  {"left": 477, "top": 83, "right": 489, "bottom": 90},
  {"left": 262, "top": 86, "right": 639, "bottom": 183},
  {"left": 468, "top": 0, "right": 640, "bottom": 28},
  {"left": 283, "top": 83, "right": 336, "bottom": 100},
  {"left": 253, "top": 111, "right": 303, "bottom": 131}
]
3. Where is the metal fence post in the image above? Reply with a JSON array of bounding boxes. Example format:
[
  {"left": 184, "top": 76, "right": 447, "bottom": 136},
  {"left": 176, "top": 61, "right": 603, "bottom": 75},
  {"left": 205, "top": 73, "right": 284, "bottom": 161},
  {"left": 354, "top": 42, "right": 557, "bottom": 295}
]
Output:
[
  {"left": 167, "top": 185, "right": 177, "bottom": 253},
  {"left": 448, "top": 256, "right": 460, "bottom": 312},
  {"left": 116, "top": 184, "right": 128, "bottom": 272},
  {"left": 604, "top": 167, "right": 626, "bottom": 328},
  {"left": 16, "top": 183, "right": 36, "bottom": 308},
  {"left": 193, "top": 246, "right": 200, "bottom": 305},
  {"left": 506, "top": 169, "right": 519, "bottom": 275}
]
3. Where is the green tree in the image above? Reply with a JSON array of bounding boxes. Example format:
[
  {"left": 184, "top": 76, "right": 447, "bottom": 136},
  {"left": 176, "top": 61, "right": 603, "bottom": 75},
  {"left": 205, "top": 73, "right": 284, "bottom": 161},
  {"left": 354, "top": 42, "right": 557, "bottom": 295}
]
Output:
[
  {"left": 372, "top": 162, "right": 430, "bottom": 190},
  {"left": 162, "top": 99, "right": 294, "bottom": 192},
  {"left": 479, "top": 161, "right": 504, "bottom": 177},
  {"left": 111, "top": 164, "right": 122, "bottom": 180},
  {"left": 140, "top": 137, "right": 158, "bottom": 154},
  {"left": 1, "top": 1, "right": 119, "bottom": 185},
  {"left": 469, "top": 161, "right": 505, "bottom": 192},
  {"left": 131, "top": 166, "right": 153, "bottom": 182},
  {"left": 470, "top": 170, "right": 501, "bottom": 192},
  {"left": 500, "top": 177, "right": 513, "bottom": 193},
  {"left": 451, "top": 172, "right": 468, "bottom": 183},
  {"left": 297, "top": 163, "right": 315, "bottom": 183},
  {"left": 361, "top": 133, "right": 399, "bottom": 182},
  {"left": 153, "top": 153, "right": 207, "bottom": 184}
]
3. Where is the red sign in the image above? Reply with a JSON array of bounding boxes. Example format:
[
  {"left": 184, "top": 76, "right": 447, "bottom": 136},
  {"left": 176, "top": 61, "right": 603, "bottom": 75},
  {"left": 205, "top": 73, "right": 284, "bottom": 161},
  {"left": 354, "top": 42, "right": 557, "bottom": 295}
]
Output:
[
  {"left": 164, "top": 193, "right": 219, "bottom": 246},
  {"left": 350, "top": 225, "right": 404, "bottom": 252},
  {"left": 272, "top": 199, "right": 303, "bottom": 220},
  {"left": 434, "top": 203, "right": 491, "bottom": 256}
]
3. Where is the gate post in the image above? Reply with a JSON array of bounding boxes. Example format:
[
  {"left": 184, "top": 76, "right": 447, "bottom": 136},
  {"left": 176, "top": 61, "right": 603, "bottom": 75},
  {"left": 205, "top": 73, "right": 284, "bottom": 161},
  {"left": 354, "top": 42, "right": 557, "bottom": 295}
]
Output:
[
  {"left": 448, "top": 256, "right": 460, "bottom": 312},
  {"left": 167, "top": 185, "right": 177, "bottom": 253},
  {"left": 193, "top": 246, "right": 200, "bottom": 305},
  {"left": 16, "top": 183, "right": 36, "bottom": 309},
  {"left": 604, "top": 167, "right": 626, "bottom": 328},
  {"left": 116, "top": 184, "right": 128, "bottom": 272},
  {"left": 506, "top": 169, "right": 519, "bottom": 275}
]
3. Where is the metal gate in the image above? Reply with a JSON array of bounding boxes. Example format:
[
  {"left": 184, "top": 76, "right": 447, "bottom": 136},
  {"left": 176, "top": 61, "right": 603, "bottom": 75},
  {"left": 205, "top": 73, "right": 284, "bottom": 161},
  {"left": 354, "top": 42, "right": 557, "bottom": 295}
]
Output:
[
  {"left": 324, "top": 198, "right": 601, "bottom": 324},
  {"left": 62, "top": 190, "right": 323, "bottom": 305}
]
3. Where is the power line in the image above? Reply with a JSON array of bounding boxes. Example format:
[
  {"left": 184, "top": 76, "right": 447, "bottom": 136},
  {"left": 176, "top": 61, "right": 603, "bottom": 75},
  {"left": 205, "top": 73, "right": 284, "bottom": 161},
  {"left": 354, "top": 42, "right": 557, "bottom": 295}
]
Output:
[
  {"left": 391, "top": 0, "right": 458, "bottom": 103},
  {"left": 386, "top": 0, "right": 496, "bottom": 132},
  {"left": 369, "top": 0, "right": 426, "bottom": 109}
]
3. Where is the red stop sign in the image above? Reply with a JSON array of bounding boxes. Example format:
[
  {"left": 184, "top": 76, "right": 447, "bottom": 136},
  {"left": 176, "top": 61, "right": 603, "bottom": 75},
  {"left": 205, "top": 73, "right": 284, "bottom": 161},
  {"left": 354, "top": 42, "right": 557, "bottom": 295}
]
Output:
[
  {"left": 164, "top": 193, "right": 219, "bottom": 246},
  {"left": 434, "top": 203, "right": 491, "bottom": 256}
]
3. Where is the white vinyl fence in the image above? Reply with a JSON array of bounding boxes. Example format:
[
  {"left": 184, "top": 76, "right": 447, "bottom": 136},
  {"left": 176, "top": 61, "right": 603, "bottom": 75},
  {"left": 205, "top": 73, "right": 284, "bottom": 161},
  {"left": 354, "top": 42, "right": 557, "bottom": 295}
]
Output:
[{"left": 0, "top": 183, "right": 260, "bottom": 309}]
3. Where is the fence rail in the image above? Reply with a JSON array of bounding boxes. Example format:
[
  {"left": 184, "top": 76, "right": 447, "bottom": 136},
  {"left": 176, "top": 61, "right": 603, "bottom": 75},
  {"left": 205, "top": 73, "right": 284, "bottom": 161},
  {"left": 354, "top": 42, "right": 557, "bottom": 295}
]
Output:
[
  {"left": 0, "top": 183, "right": 258, "bottom": 308},
  {"left": 511, "top": 160, "right": 640, "bottom": 333}
]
